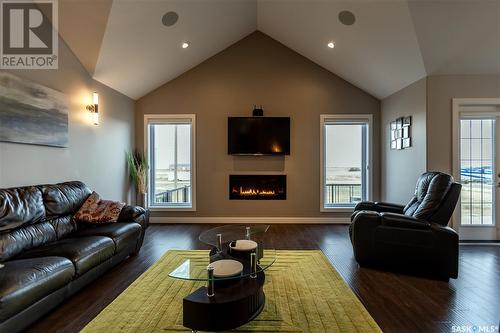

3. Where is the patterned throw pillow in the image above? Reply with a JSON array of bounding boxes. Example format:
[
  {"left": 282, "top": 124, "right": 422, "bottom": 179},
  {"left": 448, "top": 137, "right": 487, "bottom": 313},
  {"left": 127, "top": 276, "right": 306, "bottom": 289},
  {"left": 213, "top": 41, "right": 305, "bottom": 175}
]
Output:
[{"left": 74, "top": 192, "right": 125, "bottom": 223}]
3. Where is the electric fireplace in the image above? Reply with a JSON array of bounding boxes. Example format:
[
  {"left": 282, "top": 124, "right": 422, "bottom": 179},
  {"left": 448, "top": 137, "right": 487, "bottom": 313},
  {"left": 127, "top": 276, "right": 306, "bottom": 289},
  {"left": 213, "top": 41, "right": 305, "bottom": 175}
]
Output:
[{"left": 229, "top": 175, "right": 286, "bottom": 200}]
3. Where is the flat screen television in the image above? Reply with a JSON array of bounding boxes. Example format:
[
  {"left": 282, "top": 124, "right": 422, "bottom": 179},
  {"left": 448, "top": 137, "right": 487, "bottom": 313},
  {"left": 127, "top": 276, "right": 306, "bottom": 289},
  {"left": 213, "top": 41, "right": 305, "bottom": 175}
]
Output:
[{"left": 228, "top": 117, "right": 290, "bottom": 155}]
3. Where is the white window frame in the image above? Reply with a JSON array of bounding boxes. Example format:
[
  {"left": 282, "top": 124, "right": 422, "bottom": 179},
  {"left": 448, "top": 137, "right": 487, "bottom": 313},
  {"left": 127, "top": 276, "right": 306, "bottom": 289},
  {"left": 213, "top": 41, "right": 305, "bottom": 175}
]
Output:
[
  {"left": 320, "top": 114, "right": 373, "bottom": 212},
  {"left": 144, "top": 114, "right": 196, "bottom": 211}
]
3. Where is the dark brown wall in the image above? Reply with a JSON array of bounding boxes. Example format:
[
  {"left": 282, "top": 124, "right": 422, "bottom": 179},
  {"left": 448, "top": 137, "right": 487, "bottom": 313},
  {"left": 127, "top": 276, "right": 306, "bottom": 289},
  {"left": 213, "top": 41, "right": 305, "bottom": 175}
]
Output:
[{"left": 136, "top": 31, "right": 380, "bottom": 218}]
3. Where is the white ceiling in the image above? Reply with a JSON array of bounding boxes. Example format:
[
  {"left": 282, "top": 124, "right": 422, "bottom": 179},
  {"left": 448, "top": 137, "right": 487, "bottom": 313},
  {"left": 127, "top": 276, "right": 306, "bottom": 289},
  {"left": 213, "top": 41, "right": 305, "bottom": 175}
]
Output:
[
  {"left": 258, "top": 0, "right": 427, "bottom": 99},
  {"left": 93, "top": 0, "right": 256, "bottom": 99},
  {"left": 66, "top": 0, "right": 500, "bottom": 100}
]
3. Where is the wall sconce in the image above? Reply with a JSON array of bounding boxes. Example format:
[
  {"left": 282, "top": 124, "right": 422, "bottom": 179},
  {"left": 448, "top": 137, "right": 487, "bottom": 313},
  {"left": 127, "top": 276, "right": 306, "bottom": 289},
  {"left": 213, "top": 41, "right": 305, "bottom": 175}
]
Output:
[{"left": 86, "top": 92, "right": 99, "bottom": 125}]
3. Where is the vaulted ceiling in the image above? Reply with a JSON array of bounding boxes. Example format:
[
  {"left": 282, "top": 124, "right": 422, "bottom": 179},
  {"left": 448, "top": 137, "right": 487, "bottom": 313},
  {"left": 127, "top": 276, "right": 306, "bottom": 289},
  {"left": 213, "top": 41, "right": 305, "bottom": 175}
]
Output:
[{"left": 58, "top": 0, "right": 500, "bottom": 100}]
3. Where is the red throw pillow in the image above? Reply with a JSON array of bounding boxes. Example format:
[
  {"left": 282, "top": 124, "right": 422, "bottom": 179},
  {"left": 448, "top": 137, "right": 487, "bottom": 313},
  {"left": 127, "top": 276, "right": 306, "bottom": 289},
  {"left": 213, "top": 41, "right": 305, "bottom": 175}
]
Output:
[{"left": 74, "top": 192, "right": 125, "bottom": 223}]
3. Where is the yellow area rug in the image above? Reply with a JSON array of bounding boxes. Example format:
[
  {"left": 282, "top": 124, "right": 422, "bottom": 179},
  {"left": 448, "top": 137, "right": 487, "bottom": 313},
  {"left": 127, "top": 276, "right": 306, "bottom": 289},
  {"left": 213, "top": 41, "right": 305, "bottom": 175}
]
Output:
[{"left": 81, "top": 250, "right": 382, "bottom": 332}]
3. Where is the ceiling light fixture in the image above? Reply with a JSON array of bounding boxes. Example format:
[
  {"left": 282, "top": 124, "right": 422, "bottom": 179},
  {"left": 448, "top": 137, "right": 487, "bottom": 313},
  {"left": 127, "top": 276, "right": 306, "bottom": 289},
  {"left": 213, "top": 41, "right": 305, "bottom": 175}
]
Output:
[
  {"left": 182, "top": 42, "right": 189, "bottom": 49},
  {"left": 162, "top": 11, "right": 179, "bottom": 27},
  {"left": 327, "top": 42, "right": 335, "bottom": 49},
  {"left": 339, "top": 10, "right": 356, "bottom": 26}
]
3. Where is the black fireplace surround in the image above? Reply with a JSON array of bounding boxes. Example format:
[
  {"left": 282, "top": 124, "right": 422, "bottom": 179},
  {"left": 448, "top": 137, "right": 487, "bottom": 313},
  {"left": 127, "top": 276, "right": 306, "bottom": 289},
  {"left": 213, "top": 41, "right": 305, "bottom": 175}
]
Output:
[{"left": 230, "top": 175, "right": 286, "bottom": 200}]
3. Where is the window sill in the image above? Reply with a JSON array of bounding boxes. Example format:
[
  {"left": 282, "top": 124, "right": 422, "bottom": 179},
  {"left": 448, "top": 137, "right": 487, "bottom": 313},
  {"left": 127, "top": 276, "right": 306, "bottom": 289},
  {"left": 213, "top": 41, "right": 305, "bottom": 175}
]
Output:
[
  {"left": 147, "top": 206, "right": 196, "bottom": 212},
  {"left": 320, "top": 207, "right": 355, "bottom": 213}
]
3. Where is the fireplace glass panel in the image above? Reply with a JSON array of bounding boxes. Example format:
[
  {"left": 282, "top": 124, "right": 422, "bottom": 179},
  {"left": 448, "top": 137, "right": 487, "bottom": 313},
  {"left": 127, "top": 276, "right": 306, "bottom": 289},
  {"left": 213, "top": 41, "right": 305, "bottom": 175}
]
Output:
[{"left": 230, "top": 175, "right": 286, "bottom": 200}]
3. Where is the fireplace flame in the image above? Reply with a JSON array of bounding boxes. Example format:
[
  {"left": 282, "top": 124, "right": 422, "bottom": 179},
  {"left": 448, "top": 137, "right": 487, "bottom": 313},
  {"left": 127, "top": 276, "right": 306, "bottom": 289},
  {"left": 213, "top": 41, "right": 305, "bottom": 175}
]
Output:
[{"left": 236, "top": 186, "right": 276, "bottom": 196}]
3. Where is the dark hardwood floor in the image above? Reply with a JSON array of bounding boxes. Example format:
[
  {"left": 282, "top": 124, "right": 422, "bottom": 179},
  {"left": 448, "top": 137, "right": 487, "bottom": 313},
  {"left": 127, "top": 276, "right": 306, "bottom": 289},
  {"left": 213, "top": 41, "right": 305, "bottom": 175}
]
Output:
[{"left": 25, "top": 224, "right": 500, "bottom": 333}]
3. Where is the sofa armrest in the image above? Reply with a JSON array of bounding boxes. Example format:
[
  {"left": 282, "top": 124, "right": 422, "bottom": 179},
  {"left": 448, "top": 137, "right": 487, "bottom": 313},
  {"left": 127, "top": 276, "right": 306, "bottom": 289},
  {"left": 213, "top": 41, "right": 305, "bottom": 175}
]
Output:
[
  {"left": 118, "top": 205, "right": 149, "bottom": 228},
  {"left": 117, "top": 205, "right": 150, "bottom": 254},
  {"left": 380, "top": 212, "right": 431, "bottom": 230}
]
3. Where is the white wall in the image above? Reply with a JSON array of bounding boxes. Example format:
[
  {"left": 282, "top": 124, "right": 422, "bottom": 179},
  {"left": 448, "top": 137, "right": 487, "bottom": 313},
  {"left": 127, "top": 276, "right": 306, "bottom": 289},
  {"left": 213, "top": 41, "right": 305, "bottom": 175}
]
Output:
[
  {"left": 381, "top": 78, "right": 427, "bottom": 204},
  {"left": 0, "top": 39, "right": 135, "bottom": 202}
]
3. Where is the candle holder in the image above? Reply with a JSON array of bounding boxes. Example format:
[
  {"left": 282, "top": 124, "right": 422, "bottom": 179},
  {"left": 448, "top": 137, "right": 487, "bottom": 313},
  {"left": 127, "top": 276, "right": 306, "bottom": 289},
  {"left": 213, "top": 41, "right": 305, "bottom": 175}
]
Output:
[
  {"left": 216, "top": 233, "right": 222, "bottom": 253},
  {"left": 207, "top": 265, "right": 215, "bottom": 297},
  {"left": 250, "top": 252, "right": 257, "bottom": 279}
]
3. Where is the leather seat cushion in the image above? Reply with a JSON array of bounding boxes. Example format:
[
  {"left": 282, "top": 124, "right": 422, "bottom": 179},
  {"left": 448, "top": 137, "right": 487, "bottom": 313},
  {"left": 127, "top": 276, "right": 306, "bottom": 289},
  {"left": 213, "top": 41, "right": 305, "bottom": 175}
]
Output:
[
  {"left": 0, "top": 257, "right": 74, "bottom": 321},
  {"left": 74, "top": 223, "right": 141, "bottom": 253},
  {"left": 16, "top": 236, "right": 115, "bottom": 276}
]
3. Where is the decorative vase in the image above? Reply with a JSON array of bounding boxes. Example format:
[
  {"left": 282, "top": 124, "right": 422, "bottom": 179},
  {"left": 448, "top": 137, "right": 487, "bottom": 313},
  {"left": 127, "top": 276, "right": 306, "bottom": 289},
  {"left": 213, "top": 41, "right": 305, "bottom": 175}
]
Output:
[{"left": 138, "top": 192, "right": 147, "bottom": 208}]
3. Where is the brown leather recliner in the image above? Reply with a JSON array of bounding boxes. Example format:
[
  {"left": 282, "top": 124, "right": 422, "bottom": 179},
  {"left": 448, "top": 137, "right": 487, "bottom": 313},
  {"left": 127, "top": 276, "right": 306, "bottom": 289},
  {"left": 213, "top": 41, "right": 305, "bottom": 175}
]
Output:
[
  {"left": 350, "top": 172, "right": 461, "bottom": 280},
  {"left": 0, "top": 181, "right": 149, "bottom": 333}
]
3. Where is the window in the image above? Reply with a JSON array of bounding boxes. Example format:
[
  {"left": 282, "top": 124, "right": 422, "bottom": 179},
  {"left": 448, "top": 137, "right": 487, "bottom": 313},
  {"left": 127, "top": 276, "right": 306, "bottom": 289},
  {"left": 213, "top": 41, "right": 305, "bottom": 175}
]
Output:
[
  {"left": 320, "top": 115, "right": 372, "bottom": 211},
  {"left": 145, "top": 114, "right": 196, "bottom": 210}
]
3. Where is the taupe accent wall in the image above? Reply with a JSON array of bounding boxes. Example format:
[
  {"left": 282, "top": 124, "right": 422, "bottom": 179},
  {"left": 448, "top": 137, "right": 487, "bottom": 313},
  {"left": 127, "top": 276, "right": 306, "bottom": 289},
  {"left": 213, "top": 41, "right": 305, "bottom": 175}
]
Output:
[
  {"left": 136, "top": 32, "right": 381, "bottom": 218},
  {"left": 0, "top": 38, "right": 135, "bottom": 202},
  {"left": 427, "top": 75, "right": 500, "bottom": 173},
  {"left": 381, "top": 78, "right": 427, "bottom": 204}
]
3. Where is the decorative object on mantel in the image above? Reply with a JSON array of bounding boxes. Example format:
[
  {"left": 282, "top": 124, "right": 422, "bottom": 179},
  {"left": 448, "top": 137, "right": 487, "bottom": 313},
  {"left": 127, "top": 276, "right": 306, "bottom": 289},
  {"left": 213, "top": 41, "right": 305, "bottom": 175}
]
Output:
[
  {"left": 252, "top": 105, "right": 264, "bottom": 117},
  {"left": 0, "top": 72, "right": 69, "bottom": 147},
  {"left": 390, "top": 116, "right": 411, "bottom": 150},
  {"left": 126, "top": 150, "right": 148, "bottom": 207}
]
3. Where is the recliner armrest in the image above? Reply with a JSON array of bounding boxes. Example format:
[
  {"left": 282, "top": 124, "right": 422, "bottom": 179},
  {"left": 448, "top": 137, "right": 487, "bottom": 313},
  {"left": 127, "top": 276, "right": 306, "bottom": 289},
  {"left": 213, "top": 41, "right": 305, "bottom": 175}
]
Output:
[
  {"left": 353, "top": 201, "right": 404, "bottom": 214},
  {"left": 375, "top": 202, "right": 405, "bottom": 214},
  {"left": 380, "top": 212, "right": 430, "bottom": 230}
]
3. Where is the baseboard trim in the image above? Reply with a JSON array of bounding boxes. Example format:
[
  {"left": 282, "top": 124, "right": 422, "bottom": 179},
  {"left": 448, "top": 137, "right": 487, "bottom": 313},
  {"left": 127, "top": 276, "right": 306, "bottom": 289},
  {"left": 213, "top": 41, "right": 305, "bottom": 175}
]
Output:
[{"left": 151, "top": 216, "right": 351, "bottom": 224}]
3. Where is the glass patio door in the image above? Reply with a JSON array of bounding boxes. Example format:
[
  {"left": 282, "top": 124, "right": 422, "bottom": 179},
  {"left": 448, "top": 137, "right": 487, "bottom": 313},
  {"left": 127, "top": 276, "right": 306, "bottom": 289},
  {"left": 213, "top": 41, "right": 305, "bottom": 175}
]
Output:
[{"left": 459, "top": 115, "right": 500, "bottom": 240}]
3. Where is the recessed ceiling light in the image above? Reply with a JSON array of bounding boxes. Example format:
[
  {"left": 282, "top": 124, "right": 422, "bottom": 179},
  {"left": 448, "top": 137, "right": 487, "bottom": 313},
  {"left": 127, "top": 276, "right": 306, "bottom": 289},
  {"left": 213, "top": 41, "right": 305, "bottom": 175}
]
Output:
[
  {"left": 182, "top": 42, "right": 189, "bottom": 49},
  {"left": 327, "top": 42, "right": 335, "bottom": 49}
]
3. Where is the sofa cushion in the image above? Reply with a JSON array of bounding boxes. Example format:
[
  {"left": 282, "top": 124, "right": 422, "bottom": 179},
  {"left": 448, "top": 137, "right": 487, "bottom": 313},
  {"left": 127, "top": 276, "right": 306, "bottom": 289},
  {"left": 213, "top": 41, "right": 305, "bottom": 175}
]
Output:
[
  {"left": 0, "top": 186, "right": 45, "bottom": 232},
  {"left": 0, "top": 257, "right": 74, "bottom": 322},
  {"left": 0, "top": 221, "right": 57, "bottom": 262},
  {"left": 17, "top": 236, "right": 115, "bottom": 276},
  {"left": 38, "top": 181, "right": 91, "bottom": 217},
  {"left": 74, "top": 223, "right": 141, "bottom": 253}
]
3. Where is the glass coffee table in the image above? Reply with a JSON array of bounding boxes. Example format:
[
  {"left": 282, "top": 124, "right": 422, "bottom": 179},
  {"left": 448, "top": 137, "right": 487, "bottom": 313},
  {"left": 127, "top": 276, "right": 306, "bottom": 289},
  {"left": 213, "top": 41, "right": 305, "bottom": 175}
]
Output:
[{"left": 168, "top": 225, "right": 276, "bottom": 332}]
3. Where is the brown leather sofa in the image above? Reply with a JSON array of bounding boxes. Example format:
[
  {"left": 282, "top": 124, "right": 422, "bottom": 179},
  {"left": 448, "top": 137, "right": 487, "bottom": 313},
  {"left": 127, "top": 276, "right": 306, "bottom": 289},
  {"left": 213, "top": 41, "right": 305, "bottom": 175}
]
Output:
[{"left": 0, "top": 181, "right": 149, "bottom": 333}]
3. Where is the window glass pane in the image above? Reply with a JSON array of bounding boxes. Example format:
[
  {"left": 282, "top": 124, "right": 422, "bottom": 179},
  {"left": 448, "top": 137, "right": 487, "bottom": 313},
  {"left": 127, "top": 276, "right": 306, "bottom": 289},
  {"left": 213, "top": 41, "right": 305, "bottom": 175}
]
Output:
[
  {"left": 149, "top": 121, "right": 192, "bottom": 207},
  {"left": 460, "top": 138, "right": 470, "bottom": 160},
  {"left": 324, "top": 123, "right": 365, "bottom": 207},
  {"left": 482, "top": 139, "right": 492, "bottom": 160},
  {"left": 470, "top": 139, "right": 482, "bottom": 160},
  {"left": 470, "top": 120, "right": 481, "bottom": 138},
  {"left": 482, "top": 119, "right": 493, "bottom": 138},
  {"left": 460, "top": 119, "right": 470, "bottom": 139}
]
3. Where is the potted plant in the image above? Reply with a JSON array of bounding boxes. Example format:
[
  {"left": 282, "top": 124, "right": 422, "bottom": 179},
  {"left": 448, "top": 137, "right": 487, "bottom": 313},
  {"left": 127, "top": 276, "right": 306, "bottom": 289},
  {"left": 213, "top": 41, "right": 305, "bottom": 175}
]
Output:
[{"left": 126, "top": 150, "right": 148, "bottom": 207}]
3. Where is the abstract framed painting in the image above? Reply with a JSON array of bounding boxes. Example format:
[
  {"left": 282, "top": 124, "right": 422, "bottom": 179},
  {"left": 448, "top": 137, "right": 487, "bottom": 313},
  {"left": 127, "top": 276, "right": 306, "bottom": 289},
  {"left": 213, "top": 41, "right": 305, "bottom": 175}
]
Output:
[{"left": 0, "top": 72, "right": 69, "bottom": 147}]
